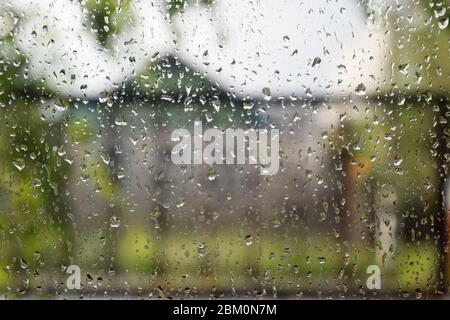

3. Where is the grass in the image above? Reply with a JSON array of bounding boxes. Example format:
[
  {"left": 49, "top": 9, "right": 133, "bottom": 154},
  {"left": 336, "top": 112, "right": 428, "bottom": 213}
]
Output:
[
  {"left": 0, "top": 225, "right": 439, "bottom": 297},
  {"left": 113, "top": 229, "right": 439, "bottom": 296}
]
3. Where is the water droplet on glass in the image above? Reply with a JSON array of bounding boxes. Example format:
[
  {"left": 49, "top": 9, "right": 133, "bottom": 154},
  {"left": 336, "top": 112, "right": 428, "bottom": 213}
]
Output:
[
  {"left": 438, "top": 17, "right": 449, "bottom": 29},
  {"left": 20, "top": 258, "right": 29, "bottom": 269},
  {"left": 312, "top": 57, "right": 322, "bottom": 67},
  {"left": 12, "top": 160, "right": 25, "bottom": 172},
  {"left": 355, "top": 83, "right": 366, "bottom": 95},
  {"left": 262, "top": 87, "right": 272, "bottom": 101},
  {"left": 110, "top": 216, "right": 120, "bottom": 228}
]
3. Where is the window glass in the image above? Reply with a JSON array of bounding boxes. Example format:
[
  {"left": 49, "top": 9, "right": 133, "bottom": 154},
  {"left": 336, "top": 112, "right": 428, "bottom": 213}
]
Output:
[{"left": 0, "top": 0, "right": 448, "bottom": 299}]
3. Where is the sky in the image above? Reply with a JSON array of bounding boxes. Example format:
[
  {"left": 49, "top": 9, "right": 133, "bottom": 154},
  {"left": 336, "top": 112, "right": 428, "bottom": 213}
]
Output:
[{"left": 0, "top": 0, "right": 387, "bottom": 99}]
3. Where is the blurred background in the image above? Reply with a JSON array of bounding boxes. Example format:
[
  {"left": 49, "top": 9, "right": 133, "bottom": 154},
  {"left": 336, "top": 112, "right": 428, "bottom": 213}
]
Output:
[{"left": 0, "top": 0, "right": 448, "bottom": 299}]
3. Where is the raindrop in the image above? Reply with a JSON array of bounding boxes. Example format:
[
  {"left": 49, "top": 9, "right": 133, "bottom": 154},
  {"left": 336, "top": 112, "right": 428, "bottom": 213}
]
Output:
[
  {"left": 110, "top": 216, "right": 121, "bottom": 228},
  {"left": 438, "top": 17, "right": 449, "bottom": 29},
  {"left": 355, "top": 83, "right": 366, "bottom": 95},
  {"left": 245, "top": 235, "right": 253, "bottom": 246},
  {"left": 262, "top": 87, "right": 272, "bottom": 101},
  {"left": 20, "top": 258, "right": 29, "bottom": 269},
  {"left": 12, "top": 160, "right": 25, "bottom": 172},
  {"left": 312, "top": 57, "right": 322, "bottom": 67}
]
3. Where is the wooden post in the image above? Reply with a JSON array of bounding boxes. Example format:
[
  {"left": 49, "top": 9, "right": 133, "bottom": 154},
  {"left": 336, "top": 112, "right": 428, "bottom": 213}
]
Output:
[{"left": 436, "top": 96, "right": 449, "bottom": 295}]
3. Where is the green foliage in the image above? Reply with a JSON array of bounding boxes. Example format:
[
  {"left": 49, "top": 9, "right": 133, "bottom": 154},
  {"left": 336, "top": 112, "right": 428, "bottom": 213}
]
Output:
[
  {"left": 167, "top": 0, "right": 214, "bottom": 16},
  {"left": 84, "top": 0, "right": 133, "bottom": 46}
]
